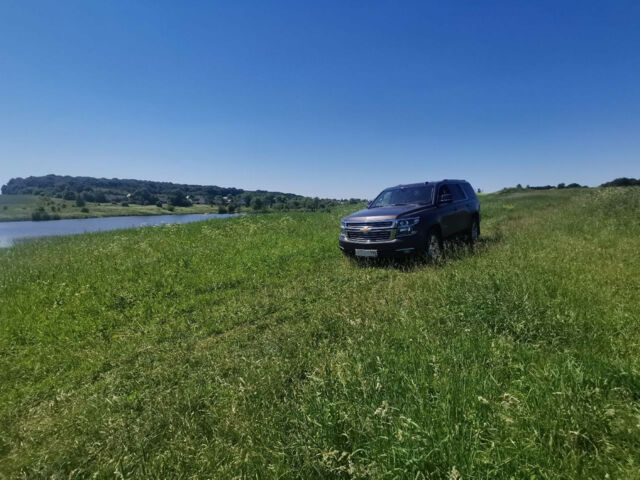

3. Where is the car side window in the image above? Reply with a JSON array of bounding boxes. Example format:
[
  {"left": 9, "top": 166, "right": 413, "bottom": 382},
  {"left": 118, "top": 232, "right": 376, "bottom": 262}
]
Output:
[
  {"left": 449, "top": 183, "right": 466, "bottom": 202},
  {"left": 437, "top": 185, "right": 450, "bottom": 202}
]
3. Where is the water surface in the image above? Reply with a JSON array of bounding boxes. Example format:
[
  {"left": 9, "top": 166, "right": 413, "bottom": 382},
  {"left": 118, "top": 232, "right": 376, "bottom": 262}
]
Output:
[{"left": 0, "top": 213, "right": 244, "bottom": 248}]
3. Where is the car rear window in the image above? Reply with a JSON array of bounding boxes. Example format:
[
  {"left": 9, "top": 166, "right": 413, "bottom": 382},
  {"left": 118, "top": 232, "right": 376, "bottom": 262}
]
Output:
[
  {"left": 449, "top": 183, "right": 466, "bottom": 201},
  {"left": 462, "top": 182, "right": 476, "bottom": 198}
]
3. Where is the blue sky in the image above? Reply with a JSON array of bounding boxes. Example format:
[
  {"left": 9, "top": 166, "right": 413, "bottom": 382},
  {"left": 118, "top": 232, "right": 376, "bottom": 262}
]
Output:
[{"left": 1, "top": 1, "right": 638, "bottom": 198}]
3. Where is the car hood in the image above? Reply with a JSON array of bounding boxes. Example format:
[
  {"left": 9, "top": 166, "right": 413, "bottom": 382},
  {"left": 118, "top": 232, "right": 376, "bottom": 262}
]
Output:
[{"left": 343, "top": 204, "right": 431, "bottom": 222}]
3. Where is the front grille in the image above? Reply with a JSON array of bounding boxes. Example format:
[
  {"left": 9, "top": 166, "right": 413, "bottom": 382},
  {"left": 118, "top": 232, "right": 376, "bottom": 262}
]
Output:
[
  {"left": 343, "top": 220, "right": 395, "bottom": 243},
  {"left": 346, "top": 230, "right": 392, "bottom": 242},
  {"left": 345, "top": 221, "right": 393, "bottom": 228}
]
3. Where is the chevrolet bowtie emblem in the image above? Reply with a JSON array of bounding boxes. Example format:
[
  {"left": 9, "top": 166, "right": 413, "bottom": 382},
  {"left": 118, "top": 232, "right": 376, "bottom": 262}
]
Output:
[{"left": 360, "top": 226, "right": 372, "bottom": 233}]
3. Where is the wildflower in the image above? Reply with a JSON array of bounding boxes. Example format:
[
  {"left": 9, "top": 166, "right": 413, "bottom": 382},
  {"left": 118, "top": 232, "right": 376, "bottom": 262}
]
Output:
[
  {"left": 374, "top": 400, "right": 389, "bottom": 417},
  {"left": 449, "top": 466, "right": 462, "bottom": 480}
]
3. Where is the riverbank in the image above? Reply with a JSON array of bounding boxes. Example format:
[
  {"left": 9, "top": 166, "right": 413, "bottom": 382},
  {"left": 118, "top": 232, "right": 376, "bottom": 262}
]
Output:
[{"left": 0, "top": 194, "right": 235, "bottom": 222}]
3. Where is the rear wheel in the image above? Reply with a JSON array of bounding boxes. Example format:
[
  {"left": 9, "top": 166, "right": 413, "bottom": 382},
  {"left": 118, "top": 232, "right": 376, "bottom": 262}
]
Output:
[
  {"left": 426, "top": 229, "right": 443, "bottom": 262},
  {"left": 467, "top": 218, "right": 480, "bottom": 246}
]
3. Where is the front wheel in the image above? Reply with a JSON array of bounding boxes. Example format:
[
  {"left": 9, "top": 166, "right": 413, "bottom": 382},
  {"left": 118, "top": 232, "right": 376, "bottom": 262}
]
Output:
[{"left": 426, "top": 229, "right": 443, "bottom": 262}]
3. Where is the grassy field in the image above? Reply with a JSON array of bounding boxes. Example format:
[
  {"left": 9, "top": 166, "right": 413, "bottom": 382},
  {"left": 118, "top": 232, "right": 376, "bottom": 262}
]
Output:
[
  {"left": 1, "top": 188, "right": 639, "bottom": 478},
  {"left": 0, "top": 194, "right": 225, "bottom": 222}
]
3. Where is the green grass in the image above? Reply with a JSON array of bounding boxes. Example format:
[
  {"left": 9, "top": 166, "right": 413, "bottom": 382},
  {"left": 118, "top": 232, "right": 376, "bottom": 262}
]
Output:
[
  {"left": 1, "top": 188, "right": 639, "bottom": 478},
  {"left": 0, "top": 194, "right": 226, "bottom": 222}
]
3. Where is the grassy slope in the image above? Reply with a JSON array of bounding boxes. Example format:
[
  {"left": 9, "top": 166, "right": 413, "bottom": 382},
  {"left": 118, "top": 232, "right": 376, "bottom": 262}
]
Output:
[
  {"left": 1, "top": 188, "right": 639, "bottom": 478},
  {"left": 0, "top": 194, "right": 225, "bottom": 222}
]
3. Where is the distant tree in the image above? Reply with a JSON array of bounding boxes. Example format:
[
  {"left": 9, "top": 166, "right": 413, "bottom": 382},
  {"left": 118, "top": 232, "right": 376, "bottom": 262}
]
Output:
[
  {"left": 264, "top": 193, "right": 275, "bottom": 207},
  {"left": 169, "top": 190, "right": 191, "bottom": 207},
  {"left": 557, "top": 183, "right": 566, "bottom": 189},
  {"left": 566, "top": 183, "right": 582, "bottom": 188},
  {"left": 218, "top": 205, "right": 228, "bottom": 214},
  {"left": 601, "top": 177, "right": 640, "bottom": 187},
  {"left": 121, "top": 201, "right": 129, "bottom": 207},
  {"left": 516, "top": 184, "right": 523, "bottom": 189},
  {"left": 156, "top": 200, "right": 163, "bottom": 208},
  {"left": 227, "top": 204, "right": 236, "bottom": 213},
  {"left": 250, "top": 197, "right": 264, "bottom": 211},
  {"left": 63, "top": 190, "right": 76, "bottom": 201},
  {"left": 75, "top": 196, "right": 86, "bottom": 207},
  {"left": 94, "top": 191, "right": 107, "bottom": 203}
]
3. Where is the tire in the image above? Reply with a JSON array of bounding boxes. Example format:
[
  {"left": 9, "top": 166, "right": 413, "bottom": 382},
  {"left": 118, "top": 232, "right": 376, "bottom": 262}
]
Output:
[
  {"left": 426, "top": 228, "right": 443, "bottom": 262},
  {"left": 467, "top": 217, "right": 480, "bottom": 246}
]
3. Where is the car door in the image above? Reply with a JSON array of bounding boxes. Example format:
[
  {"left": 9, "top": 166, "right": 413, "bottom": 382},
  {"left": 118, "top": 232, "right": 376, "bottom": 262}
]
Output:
[
  {"left": 448, "top": 183, "right": 470, "bottom": 233},
  {"left": 436, "top": 184, "right": 457, "bottom": 237}
]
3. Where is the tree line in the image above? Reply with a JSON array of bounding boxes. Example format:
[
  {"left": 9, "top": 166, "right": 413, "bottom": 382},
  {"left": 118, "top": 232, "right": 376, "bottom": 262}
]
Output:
[
  {"left": 2, "top": 174, "right": 364, "bottom": 212},
  {"left": 500, "top": 178, "right": 640, "bottom": 193}
]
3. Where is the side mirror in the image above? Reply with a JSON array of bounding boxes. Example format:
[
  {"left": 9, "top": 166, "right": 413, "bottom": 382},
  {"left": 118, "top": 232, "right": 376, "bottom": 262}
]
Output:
[
  {"left": 439, "top": 193, "right": 452, "bottom": 204},
  {"left": 366, "top": 202, "right": 373, "bottom": 208}
]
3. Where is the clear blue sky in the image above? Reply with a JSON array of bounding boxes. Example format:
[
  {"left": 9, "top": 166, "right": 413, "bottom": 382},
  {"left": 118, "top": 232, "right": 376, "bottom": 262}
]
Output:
[{"left": 1, "top": 1, "right": 638, "bottom": 198}]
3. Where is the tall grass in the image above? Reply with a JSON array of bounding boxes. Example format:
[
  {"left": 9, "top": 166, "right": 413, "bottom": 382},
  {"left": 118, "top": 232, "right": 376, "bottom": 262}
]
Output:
[{"left": 1, "top": 188, "right": 639, "bottom": 478}]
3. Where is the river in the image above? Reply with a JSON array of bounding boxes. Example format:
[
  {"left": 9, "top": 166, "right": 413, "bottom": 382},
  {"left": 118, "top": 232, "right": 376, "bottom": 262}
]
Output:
[{"left": 0, "top": 213, "right": 244, "bottom": 247}]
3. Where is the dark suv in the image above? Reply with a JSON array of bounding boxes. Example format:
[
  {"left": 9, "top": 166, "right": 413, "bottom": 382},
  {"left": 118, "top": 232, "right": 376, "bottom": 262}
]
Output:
[{"left": 339, "top": 180, "right": 480, "bottom": 259}]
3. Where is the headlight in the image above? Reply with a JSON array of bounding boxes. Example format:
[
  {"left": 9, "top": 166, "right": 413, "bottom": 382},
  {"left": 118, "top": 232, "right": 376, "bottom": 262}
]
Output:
[
  {"left": 395, "top": 217, "right": 419, "bottom": 236},
  {"left": 396, "top": 218, "right": 419, "bottom": 228}
]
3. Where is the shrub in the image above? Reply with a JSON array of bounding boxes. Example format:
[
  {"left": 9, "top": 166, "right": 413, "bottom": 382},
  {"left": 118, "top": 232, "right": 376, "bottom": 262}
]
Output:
[
  {"left": 75, "top": 196, "right": 86, "bottom": 207},
  {"left": 218, "top": 205, "right": 228, "bottom": 214},
  {"left": 121, "top": 202, "right": 129, "bottom": 207},
  {"left": 156, "top": 201, "right": 163, "bottom": 208},
  {"left": 80, "top": 207, "right": 89, "bottom": 213},
  {"left": 227, "top": 204, "right": 236, "bottom": 213},
  {"left": 31, "top": 210, "right": 51, "bottom": 221},
  {"left": 167, "top": 205, "right": 175, "bottom": 212}
]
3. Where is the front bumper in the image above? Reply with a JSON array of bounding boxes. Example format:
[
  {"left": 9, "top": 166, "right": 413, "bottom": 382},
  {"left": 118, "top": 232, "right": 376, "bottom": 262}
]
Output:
[{"left": 339, "top": 234, "right": 424, "bottom": 257}]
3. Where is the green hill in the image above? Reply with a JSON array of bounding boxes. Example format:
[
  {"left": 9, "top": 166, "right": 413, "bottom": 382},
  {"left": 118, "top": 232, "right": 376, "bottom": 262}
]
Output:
[{"left": 1, "top": 187, "right": 639, "bottom": 478}]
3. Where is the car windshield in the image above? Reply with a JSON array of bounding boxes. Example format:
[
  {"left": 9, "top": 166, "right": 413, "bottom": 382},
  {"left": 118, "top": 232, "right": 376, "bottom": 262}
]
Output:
[{"left": 370, "top": 185, "right": 434, "bottom": 208}]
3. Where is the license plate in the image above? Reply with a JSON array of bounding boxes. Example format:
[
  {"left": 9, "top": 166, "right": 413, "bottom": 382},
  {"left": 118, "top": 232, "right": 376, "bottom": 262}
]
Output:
[{"left": 355, "top": 249, "right": 378, "bottom": 258}]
